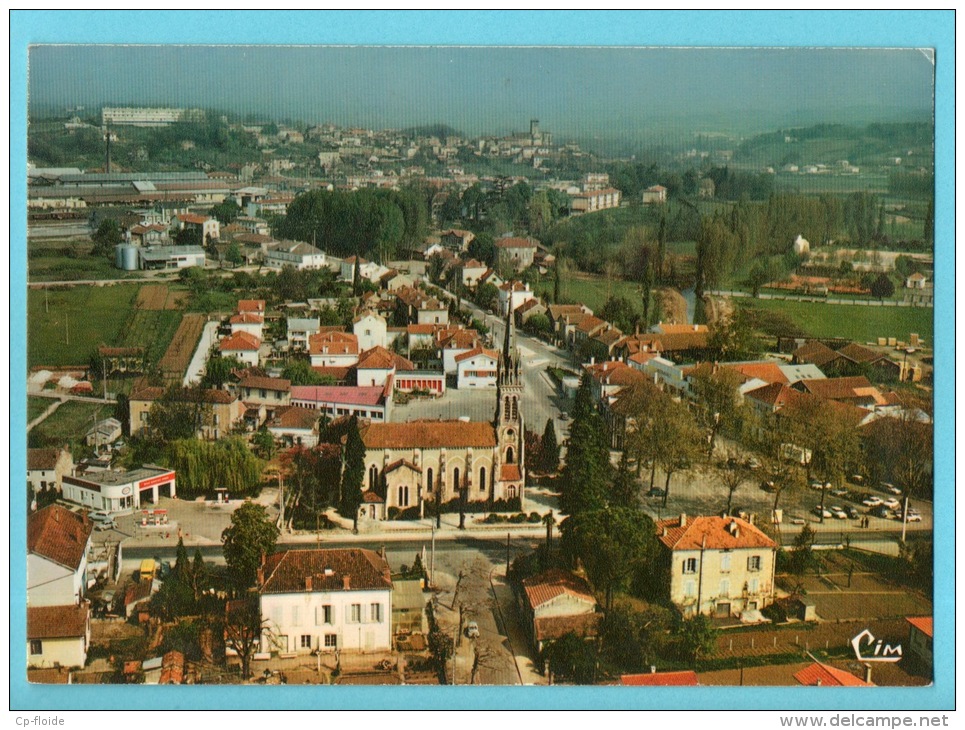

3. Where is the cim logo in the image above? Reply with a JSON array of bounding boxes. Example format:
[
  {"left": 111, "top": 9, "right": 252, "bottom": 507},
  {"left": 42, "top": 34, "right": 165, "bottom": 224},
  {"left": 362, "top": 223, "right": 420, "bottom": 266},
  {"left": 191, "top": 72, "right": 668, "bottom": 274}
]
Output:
[{"left": 850, "top": 628, "right": 902, "bottom": 663}]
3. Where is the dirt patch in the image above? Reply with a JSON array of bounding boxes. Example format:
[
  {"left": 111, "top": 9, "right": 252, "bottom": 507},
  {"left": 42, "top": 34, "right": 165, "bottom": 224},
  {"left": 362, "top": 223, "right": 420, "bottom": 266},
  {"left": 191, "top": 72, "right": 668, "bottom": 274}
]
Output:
[
  {"left": 136, "top": 284, "right": 170, "bottom": 310},
  {"left": 654, "top": 287, "right": 688, "bottom": 324},
  {"left": 158, "top": 313, "right": 205, "bottom": 382}
]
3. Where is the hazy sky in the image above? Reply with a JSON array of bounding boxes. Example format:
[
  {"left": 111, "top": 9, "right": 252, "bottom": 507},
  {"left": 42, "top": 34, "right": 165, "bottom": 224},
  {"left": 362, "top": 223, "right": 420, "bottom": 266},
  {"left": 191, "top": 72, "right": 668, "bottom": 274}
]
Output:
[{"left": 28, "top": 46, "right": 933, "bottom": 138}]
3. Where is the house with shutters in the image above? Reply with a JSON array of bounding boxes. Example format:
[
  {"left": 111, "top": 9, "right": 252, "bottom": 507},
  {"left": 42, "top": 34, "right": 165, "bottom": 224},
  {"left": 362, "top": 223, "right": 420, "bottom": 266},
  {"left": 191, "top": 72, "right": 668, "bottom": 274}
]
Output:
[
  {"left": 455, "top": 346, "right": 500, "bottom": 389},
  {"left": 258, "top": 548, "right": 393, "bottom": 655},
  {"left": 655, "top": 514, "right": 777, "bottom": 619},
  {"left": 220, "top": 331, "right": 262, "bottom": 367},
  {"left": 27, "top": 603, "right": 92, "bottom": 670}
]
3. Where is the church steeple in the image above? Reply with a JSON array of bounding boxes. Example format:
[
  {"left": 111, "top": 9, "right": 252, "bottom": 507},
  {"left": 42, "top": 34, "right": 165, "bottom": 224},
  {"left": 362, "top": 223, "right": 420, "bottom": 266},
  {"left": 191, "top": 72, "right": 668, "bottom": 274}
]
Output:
[{"left": 493, "top": 283, "right": 525, "bottom": 504}]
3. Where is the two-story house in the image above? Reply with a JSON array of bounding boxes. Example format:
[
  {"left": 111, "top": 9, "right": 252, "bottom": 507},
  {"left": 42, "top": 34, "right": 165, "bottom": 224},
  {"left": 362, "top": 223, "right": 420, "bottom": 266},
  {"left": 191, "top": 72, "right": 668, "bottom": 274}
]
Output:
[
  {"left": 655, "top": 514, "right": 777, "bottom": 619},
  {"left": 28, "top": 447, "right": 74, "bottom": 498},
  {"left": 258, "top": 548, "right": 393, "bottom": 655},
  {"left": 28, "top": 504, "right": 93, "bottom": 607}
]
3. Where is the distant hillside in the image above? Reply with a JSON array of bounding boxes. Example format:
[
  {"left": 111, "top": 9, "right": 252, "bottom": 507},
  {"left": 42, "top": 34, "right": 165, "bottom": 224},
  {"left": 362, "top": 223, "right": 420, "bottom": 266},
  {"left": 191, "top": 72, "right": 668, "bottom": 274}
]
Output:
[{"left": 735, "top": 122, "right": 934, "bottom": 169}]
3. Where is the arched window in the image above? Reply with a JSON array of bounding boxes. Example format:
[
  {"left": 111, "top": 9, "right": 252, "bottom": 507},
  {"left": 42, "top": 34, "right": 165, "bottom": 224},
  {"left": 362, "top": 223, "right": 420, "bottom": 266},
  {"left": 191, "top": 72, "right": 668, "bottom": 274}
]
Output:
[
  {"left": 506, "top": 447, "right": 515, "bottom": 464},
  {"left": 504, "top": 396, "right": 511, "bottom": 417},
  {"left": 453, "top": 467, "right": 461, "bottom": 491},
  {"left": 479, "top": 466, "right": 486, "bottom": 492},
  {"left": 427, "top": 468, "right": 434, "bottom": 494},
  {"left": 368, "top": 465, "right": 378, "bottom": 490},
  {"left": 511, "top": 396, "right": 518, "bottom": 420},
  {"left": 507, "top": 485, "right": 517, "bottom": 499},
  {"left": 398, "top": 486, "right": 409, "bottom": 507}
]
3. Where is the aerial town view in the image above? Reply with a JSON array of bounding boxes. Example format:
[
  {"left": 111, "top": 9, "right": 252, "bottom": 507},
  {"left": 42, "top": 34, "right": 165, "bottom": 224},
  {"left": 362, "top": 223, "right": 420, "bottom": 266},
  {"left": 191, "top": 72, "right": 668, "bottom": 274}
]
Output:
[{"left": 23, "top": 44, "right": 937, "bottom": 691}]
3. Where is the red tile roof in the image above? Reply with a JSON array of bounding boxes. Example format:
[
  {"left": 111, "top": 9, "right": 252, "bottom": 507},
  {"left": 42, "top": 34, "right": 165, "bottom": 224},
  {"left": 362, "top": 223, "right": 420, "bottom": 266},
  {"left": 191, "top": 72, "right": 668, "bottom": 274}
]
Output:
[
  {"left": 385, "top": 459, "right": 422, "bottom": 474},
  {"left": 362, "top": 420, "right": 496, "bottom": 449},
  {"left": 311, "top": 366, "right": 353, "bottom": 382},
  {"left": 794, "top": 662, "right": 872, "bottom": 687},
  {"left": 725, "top": 361, "right": 789, "bottom": 385},
  {"left": 230, "top": 312, "right": 264, "bottom": 325},
  {"left": 27, "top": 602, "right": 90, "bottom": 640},
  {"left": 239, "top": 375, "right": 290, "bottom": 392},
  {"left": 220, "top": 331, "right": 261, "bottom": 352},
  {"left": 500, "top": 464, "right": 522, "bottom": 482},
  {"left": 744, "top": 382, "right": 804, "bottom": 410},
  {"left": 357, "top": 346, "right": 415, "bottom": 371},
  {"left": 361, "top": 490, "right": 385, "bottom": 504},
  {"left": 309, "top": 331, "right": 359, "bottom": 356},
  {"left": 796, "top": 376, "right": 874, "bottom": 401},
  {"left": 906, "top": 616, "right": 933, "bottom": 638},
  {"left": 28, "top": 505, "right": 93, "bottom": 571},
  {"left": 177, "top": 213, "right": 209, "bottom": 225},
  {"left": 495, "top": 237, "right": 537, "bottom": 249},
  {"left": 792, "top": 341, "right": 841, "bottom": 368},
  {"left": 291, "top": 385, "right": 385, "bottom": 407},
  {"left": 655, "top": 515, "right": 777, "bottom": 551},
  {"left": 268, "top": 406, "right": 320, "bottom": 431},
  {"left": 621, "top": 670, "right": 699, "bottom": 686},
  {"left": 238, "top": 299, "right": 266, "bottom": 313},
  {"left": 407, "top": 324, "right": 437, "bottom": 335},
  {"left": 655, "top": 323, "right": 708, "bottom": 335},
  {"left": 576, "top": 315, "right": 607, "bottom": 334},
  {"left": 522, "top": 569, "right": 597, "bottom": 610},
  {"left": 455, "top": 346, "right": 499, "bottom": 364},
  {"left": 260, "top": 548, "right": 392, "bottom": 594}
]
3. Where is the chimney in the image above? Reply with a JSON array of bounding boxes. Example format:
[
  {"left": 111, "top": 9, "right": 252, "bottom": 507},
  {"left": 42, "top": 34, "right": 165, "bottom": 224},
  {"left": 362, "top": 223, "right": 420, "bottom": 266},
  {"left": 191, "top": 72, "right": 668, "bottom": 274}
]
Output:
[
  {"left": 662, "top": 526, "right": 668, "bottom": 537},
  {"left": 694, "top": 324, "right": 699, "bottom": 332},
  {"left": 650, "top": 665, "right": 656, "bottom": 674},
  {"left": 342, "top": 574, "right": 351, "bottom": 590},
  {"left": 679, "top": 513, "right": 687, "bottom": 528},
  {"left": 379, "top": 545, "right": 386, "bottom": 560},
  {"left": 305, "top": 575, "right": 313, "bottom": 591}
]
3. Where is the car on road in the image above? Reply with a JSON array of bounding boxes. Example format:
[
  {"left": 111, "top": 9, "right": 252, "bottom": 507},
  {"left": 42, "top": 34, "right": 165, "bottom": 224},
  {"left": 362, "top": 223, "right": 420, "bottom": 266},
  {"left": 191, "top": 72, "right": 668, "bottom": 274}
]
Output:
[
  {"left": 829, "top": 506, "right": 848, "bottom": 520},
  {"left": 88, "top": 510, "right": 117, "bottom": 530},
  {"left": 812, "top": 506, "right": 832, "bottom": 519},
  {"left": 883, "top": 498, "right": 902, "bottom": 510},
  {"left": 880, "top": 482, "right": 902, "bottom": 496},
  {"left": 788, "top": 514, "right": 807, "bottom": 525},
  {"left": 646, "top": 487, "right": 667, "bottom": 499},
  {"left": 830, "top": 487, "right": 849, "bottom": 498},
  {"left": 465, "top": 621, "right": 479, "bottom": 639},
  {"left": 862, "top": 496, "right": 883, "bottom": 507},
  {"left": 901, "top": 510, "right": 922, "bottom": 523}
]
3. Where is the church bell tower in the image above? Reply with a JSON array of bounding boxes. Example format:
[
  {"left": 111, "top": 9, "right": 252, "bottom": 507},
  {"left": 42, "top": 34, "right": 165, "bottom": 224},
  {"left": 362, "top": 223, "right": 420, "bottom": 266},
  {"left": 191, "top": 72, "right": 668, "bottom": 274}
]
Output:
[{"left": 494, "top": 292, "right": 524, "bottom": 500}]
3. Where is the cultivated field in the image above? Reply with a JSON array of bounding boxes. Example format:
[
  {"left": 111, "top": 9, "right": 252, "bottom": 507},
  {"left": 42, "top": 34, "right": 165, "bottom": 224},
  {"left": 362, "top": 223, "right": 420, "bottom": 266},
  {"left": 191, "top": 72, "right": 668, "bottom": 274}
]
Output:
[
  {"left": 736, "top": 297, "right": 933, "bottom": 344},
  {"left": 158, "top": 313, "right": 207, "bottom": 384},
  {"left": 30, "top": 399, "right": 107, "bottom": 447},
  {"left": 135, "top": 284, "right": 189, "bottom": 310}
]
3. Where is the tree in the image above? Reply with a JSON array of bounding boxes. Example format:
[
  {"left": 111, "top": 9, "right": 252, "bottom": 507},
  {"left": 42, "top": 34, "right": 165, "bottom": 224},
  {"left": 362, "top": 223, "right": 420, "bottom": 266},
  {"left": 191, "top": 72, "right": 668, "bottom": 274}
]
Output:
[
  {"left": 870, "top": 273, "right": 895, "bottom": 300},
  {"left": 225, "top": 242, "right": 244, "bottom": 266},
  {"left": 654, "top": 398, "right": 703, "bottom": 507},
  {"left": 210, "top": 200, "right": 242, "bottom": 226},
  {"left": 223, "top": 595, "right": 270, "bottom": 680},
  {"left": 91, "top": 218, "right": 122, "bottom": 258},
  {"left": 339, "top": 415, "right": 365, "bottom": 532},
  {"left": 252, "top": 427, "right": 277, "bottom": 460},
  {"left": 541, "top": 418, "right": 560, "bottom": 473},
  {"left": 281, "top": 358, "right": 335, "bottom": 386},
  {"left": 790, "top": 523, "right": 817, "bottom": 575},
  {"left": 560, "top": 506, "right": 659, "bottom": 611},
  {"left": 201, "top": 355, "right": 244, "bottom": 389},
  {"left": 673, "top": 614, "right": 718, "bottom": 663},
  {"left": 601, "top": 603, "right": 672, "bottom": 672},
  {"left": 221, "top": 501, "right": 279, "bottom": 593},
  {"left": 166, "top": 438, "right": 263, "bottom": 498},
  {"left": 524, "top": 312, "right": 552, "bottom": 339},
  {"left": 427, "top": 625, "right": 454, "bottom": 678},
  {"left": 559, "top": 375, "right": 612, "bottom": 516},
  {"left": 861, "top": 414, "right": 933, "bottom": 501},
  {"left": 610, "top": 451, "right": 639, "bottom": 508},
  {"left": 473, "top": 282, "right": 499, "bottom": 312},
  {"left": 748, "top": 261, "right": 769, "bottom": 298},
  {"left": 690, "top": 365, "right": 744, "bottom": 456},
  {"left": 146, "top": 386, "right": 212, "bottom": 443},
  {"left": 174, "top": 226, "right": 203, "bottom": 248},
  {"left": 715, "top": 451, "right": 751, "bottom": 514},
  {"left": 542, "top": 632, "right": 597, "bottom": 684}
]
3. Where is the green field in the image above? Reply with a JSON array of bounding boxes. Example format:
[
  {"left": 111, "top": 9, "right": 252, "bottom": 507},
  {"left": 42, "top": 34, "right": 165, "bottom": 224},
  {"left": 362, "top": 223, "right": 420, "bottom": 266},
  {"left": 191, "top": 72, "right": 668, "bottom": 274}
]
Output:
[
  {"left": 736, "top": 297, "right": 933, "bottom": 344},
  {"left": 28, "top": 396, "right": 52, "bottom": 422},
  {"left": 119, "top": 309, "right": 185, "bottom": 364},
  {"left": 28, "top": 253, "right": 134, "bottom": 282},
  {"left": 30, "top": 399, "right": 107, "bottom": 447},
  {"left": 535, "top": 272, "right": 645, "bottom": 314}
]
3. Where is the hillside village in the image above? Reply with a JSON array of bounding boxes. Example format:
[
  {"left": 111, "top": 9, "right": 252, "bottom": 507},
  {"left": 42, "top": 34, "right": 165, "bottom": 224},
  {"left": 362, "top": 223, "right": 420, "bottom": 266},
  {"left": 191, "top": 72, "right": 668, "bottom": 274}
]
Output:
[{"left": 25, "top": 109, "right": 935, "bottom": 687}]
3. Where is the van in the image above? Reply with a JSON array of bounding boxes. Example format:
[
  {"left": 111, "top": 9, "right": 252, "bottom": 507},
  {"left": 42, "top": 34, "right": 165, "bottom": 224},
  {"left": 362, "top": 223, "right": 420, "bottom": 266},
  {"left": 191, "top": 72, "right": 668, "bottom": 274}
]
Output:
[{"left": 139, "top": 559, "right": 156, "bottom": 582}]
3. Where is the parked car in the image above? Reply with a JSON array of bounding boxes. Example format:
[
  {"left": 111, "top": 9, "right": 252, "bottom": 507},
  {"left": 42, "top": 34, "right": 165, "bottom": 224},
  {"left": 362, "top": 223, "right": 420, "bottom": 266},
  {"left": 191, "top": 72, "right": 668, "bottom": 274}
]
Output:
[
  {"left": 846, "top": 506, "right": 860, "bottom": 519},
  {"left": 788, "top": 514, "right": 807, "bottom": 525},
  {"left": 883, "top": 498, "right": 902, "bottom": 510},
  {"left": 646, "top": 487, "right": 667, "bottom": 498},
  {"left": 848, "top": 474, "right": 866, "bottom": 485},
  {"left": 862, "top": 496, "right": 883, "bottom": 507},
  {"left": 88, "top": 511, "right": 116, "bottom": 530},
  {"left": 759, "top": 480, "right": 777, "bottom": 493},
  {"left": 830, "top": 487, "right": 849, "bottom": 498},
  {"left": 903, "top": 511, "right": 922, "bottom": 523},
  {"left": 809, "top": 481, "right": 831, "bottom": 491},
  {"left": 869, "top": 505, "right": 894, "bottom": 519},
  {"left": 465, "top": 621, "right": 480, "bottom": 639},
  {"left": 812, "top": 506, "right": 832, "bottom": 519},
  {"left": 880, "top": 482, "right": 902, "bottom": 496},
  {"left": 829, "top": 506, "right": 848, "bottom": 520}
]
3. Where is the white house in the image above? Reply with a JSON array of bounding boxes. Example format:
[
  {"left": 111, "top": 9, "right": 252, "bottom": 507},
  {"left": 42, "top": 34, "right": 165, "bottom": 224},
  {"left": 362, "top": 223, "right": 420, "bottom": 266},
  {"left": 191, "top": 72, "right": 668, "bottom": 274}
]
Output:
[
  {"left": 655, "top": 514, "right": 778, "bottom": 619},
  {"left": 176, "top": 213, "right": 220, "bottom": 242},
  {"left": 28, "top": 505, "right": 93, "bottom": 607},
  {"left": 219, "top": 331, "right": 262, "bottom": 367},
  {"left": 793, "top": 234, "right": 810, "bottom": 256},
  {"left": 267, "top": 406, "right": 322, "bottom": 448},
  {"left": 28, "top": 603, "right": 91, "bottom": 670},
  {"left": 459, "top": 259, "right": 489, "bottom": 288},
  {"left": 258, "top": 548, "right": 393, "bottom": 655},
  {"left": 520, "top": 570, "right": 601, "bottom": 654},
  {"left": 85, "top": 418, "right": 122, "bottom": 450},
  {"left": 27, "top": 447, "right": 74, "bottom": 497},
  {"left": 308, "top": 332, "right": 360, "bottom": 368},
  {"left": 641, "top": 185, "right": 667, "bottom": 205},
  {"left": 353, "top": 312, "right": 388, "bottom": 352},
  {"left": 356, "top": 346, "right": 414, "bottom": 388},
  {"left": 455, "top": 346, "right": 500, "bottom": 389},
  {"left": 340, "top": 255, "right": 389, "bottom": 284},
  {"left": 265, "top": 241, "right": 333, "bottom": 271},
  {"left": 498, "top": 280, "right": 536, "bottom": 316},
  {"left": 229, "top": 312, "right": 265, "bottom": 340},
  {"left": 905, "top": 272, "right": 927, "bottom": 289}
]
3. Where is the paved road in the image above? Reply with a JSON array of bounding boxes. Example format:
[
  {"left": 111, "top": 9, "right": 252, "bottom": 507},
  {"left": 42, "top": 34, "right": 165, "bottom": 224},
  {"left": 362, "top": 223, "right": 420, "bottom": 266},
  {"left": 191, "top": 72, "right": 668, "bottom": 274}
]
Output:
[{"left": 708, "top": 289, "right": 932, "bottom": 308}]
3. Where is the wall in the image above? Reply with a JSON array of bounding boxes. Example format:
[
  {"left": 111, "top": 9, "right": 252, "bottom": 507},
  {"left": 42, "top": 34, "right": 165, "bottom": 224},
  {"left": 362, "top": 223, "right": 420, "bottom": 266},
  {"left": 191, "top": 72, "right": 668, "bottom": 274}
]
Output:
[{"left": 260, "top": 589, "right": 392, "bottom": 654}]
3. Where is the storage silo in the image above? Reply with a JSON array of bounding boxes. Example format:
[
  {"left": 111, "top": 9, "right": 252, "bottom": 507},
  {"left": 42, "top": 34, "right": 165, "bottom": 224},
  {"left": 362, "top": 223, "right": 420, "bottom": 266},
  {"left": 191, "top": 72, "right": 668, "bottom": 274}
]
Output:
[{"left": 115, "top": 244, "right": 140, "bottom": 271}]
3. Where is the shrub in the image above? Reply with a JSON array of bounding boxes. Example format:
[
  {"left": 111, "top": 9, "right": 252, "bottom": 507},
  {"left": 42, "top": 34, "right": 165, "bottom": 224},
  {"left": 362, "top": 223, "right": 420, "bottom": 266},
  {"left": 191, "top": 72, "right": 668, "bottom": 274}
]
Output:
[
  {"left": 509, "top": 512, "right": 527, "bottom": 524},
  {"left": 387, "top": 507, "right": 401, "bottom": 520},
  {"left": 528, "top": 512, "right": 542, "bottom": 523}
]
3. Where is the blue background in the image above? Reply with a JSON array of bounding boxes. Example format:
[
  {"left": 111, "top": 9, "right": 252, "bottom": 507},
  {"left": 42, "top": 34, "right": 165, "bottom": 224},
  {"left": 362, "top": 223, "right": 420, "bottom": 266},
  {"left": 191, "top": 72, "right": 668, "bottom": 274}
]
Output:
[{"left": 9, "top": 10, "right": 954, "bottom": 710}]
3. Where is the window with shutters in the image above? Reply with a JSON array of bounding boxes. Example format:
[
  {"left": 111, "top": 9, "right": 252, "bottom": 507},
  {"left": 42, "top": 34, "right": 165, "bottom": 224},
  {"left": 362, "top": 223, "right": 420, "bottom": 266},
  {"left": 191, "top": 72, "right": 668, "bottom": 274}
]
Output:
[
  {"left": 324, "top": 634, "right": 338, "bottom": 648},
  {"left": 370, "top": 603, "right": 382, "bottom": 623},
  {"left": 300, "top": 635, "right": 312, "bottom": 649},
  {"left": 30, "top": 640, "right": 42, "bottom": 655},
  {"left": 720, "top": 552, "right": 731, "bottom": 572},
  {"left": 349, "top": 604, "right": 361, "bottom": 623},
  {"left": 683, "top": 558, "right": 697, "bottom": 574},
  {"left": 747, "top": 555, "right": 761, "bottom": 572},
  {"left": 719, "top": 579, "right": 730, "bottom": 597}
]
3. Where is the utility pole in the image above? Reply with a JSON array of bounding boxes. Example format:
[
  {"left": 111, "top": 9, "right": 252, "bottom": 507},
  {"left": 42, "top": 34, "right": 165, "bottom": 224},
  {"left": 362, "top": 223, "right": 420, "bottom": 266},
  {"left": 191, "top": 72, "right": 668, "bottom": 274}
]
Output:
[
  {"left": 901, "top": 494, "right": 909, "bottom": 543},
  {"left": 506, "top": 532, "right": 511, "bottom": 574},
  {"left": 430, "top": 522, "right": 436, "bottom": 588}
]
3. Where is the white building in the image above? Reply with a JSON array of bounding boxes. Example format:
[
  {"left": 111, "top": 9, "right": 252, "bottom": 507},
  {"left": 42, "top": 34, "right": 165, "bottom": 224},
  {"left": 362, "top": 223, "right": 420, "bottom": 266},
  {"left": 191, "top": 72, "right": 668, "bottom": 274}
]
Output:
[
  {"left": 62, "top": 466, "right": 177, "bottom": 515},
  {"left": 287, "top": 318, "right": 321, "bottom": 351},
  {"left": 498, "top": 280, "right": 536, "bottom": 316},
  {"left": 259, "top": 548, "right": 393, "bottom": 655},
  {"left": 793, "top": 234, "right": 810, "bottom": 256},
  {"left": 455, "top": 346, "right": 500, "bottom": 389},
  {"left": 219, "top": 331, "right": 262, "bottom": 367},
  {"left": 28, "top": 505, "right": 93, "bottom": 607},
  {"left": 308, "top": 332, "right": 360, "bottom": 368},
  {"left": 27, "top": 447, "right": 74, "bottom": 498},
  {"left": 229, "top": 312, "right": 265, "bottom": 341},
  {"left": 102, "top": 106, "right": 203, "bottom": 127},
  {"left": 353, "top": 312, "right": 388, "bottom": 352},
  {"left": 139, "top": 245, "right": 206, "bottom": 270},
  {"left": 265, "top": 241, "right": 333, "bottom": 271}
]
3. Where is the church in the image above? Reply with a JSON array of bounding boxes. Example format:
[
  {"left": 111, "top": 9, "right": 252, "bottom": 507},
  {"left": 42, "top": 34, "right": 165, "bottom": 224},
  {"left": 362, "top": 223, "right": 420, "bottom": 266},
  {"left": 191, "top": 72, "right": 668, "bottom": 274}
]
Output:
[{"left": 357, "top": 307, "right": 525, "bottom": 519}]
